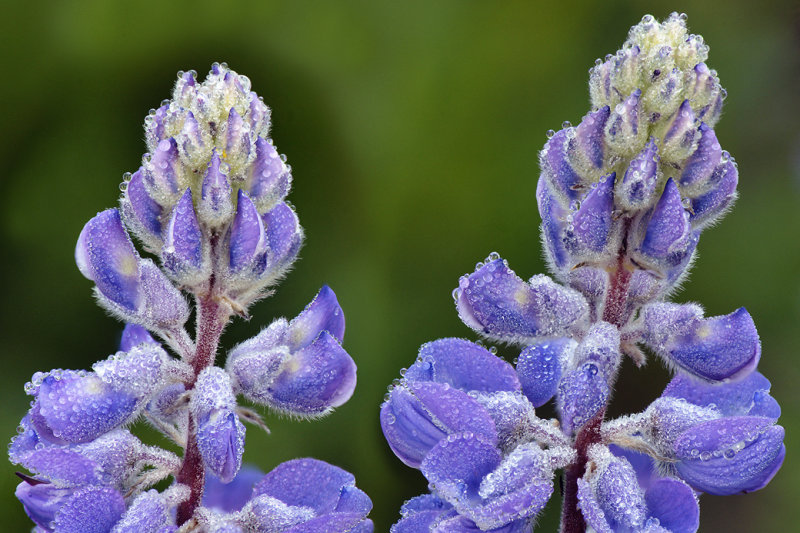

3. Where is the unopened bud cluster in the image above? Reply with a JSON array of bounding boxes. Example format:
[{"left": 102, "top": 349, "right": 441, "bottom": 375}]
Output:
[
  {"left": 382, "top": 14, "right": 784, "bottom": 533},
  {"left": 10, "top": 64, "right": 372, "bottom": 532}
]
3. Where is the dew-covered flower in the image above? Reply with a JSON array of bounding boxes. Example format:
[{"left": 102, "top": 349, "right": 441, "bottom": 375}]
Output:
[
  {"left": 11, "top": 63, "right": 370, "bottom": 531},
  {"left": 383, "top": 13, "right": 783, "bottom": 532}
]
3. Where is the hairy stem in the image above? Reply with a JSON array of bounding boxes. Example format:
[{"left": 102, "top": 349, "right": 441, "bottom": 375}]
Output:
[
  {"left": 560, "top": 411, "right": 604, "bottom": 533},
  {"left": 176, "top": 233, "right": 232, "bottom": 525},
  {"left": 561, "top": 232, "right": 634, "bottom": 532},
  {"left": 176, "top": 418, "right": 204, "bottom": 524}
]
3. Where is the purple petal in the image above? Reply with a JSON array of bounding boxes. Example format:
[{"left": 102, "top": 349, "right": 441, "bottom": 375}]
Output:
[
  {"left": 93, "top": 343, "right": 167, "bottom": 398},
  {"left": 469, "top": 479, "right": 552, "bottom": 531},
  {"left": 540, "top": 128, "right": 581, "bottom": 202},
  {"left": 19, "top": 447, "right": 102, "bottom": 486},
  {"left": 76, "top": 209, "right": 141, "bottom": 311},
  {"left": 576, "top": 478, "right": 613, "bottom": 533},
  {"left": 557, "top": 363, "right": 608, "bottom": 436},
  {"left": 620, "top": 138, "right": 659, "bottom": 210},
  {"left": 162, "top": 188, "right": 204, "bottom": 276},
  {"left": 203, "top": 465, "right": 264, "bottom": 512},
  {"left": 674, "top": 416, "right": 785, "bottom": 495},
  {"left": 456, "top": 258, "right": 588, "bottom": 342},
  {"left": 380, "top": 382, "right": 497, "bottom": 468},
  {"left": 645, "top": 305, "right": 760, "bottom": 381},
  {"left": 16, "top": 482, "right": 77, "bottom": 530},
  {"left": 288, "top": 286, "right": 345, "bottom": 349},
  {"left": 467, "top": 445, "right": 555, "bottom": 529},
  {"left": 568, "top": 173, "right": 615, "bottom": 253},
  {"left": 573, "top": 321, "right": 620, "bottom": 374},
  {"left": 608, "top": 445, "right": 656, "bottom": 489},
  {"left": 638, "top": 179, "right": 692, "bottom": 268},
  {"left": 405, "top": 338, "right": 520, "bottom": 393},
  {"left": 8, "top": 416, "right": 46, "bottom": 464},
  {"left": 516, "top": 338, "right": 574, "bottom": 407},
  {"left": 112, "top": 490, "right": 174, "bottom": 533},
  {"left": 54, "top": 486, "right": 126, "bottom": 533},
  {"left": 119, "top": 323, "right": 159, "bottom": 352},
  {"left": 420, "top": 432, "right": 501, "bottom": 506},
  {"left": 400, "top": 493, "right": 451, "bottom": 516},
  {"left": 604, "top": 89, "right": 642, "bottom": 153},
  {"left": 285, "top": 513, "right": 370, "bottom": 533},
  {"left": 229, "top": 190, "right": 268, "bottom": 272},
  {"left": 145, "top": 105, "right": 169, "bottom": 148},
  {"left": 536, "top": 178, "right": 570, "bottom": 269},
  {"left": 33, "top": 371, "right": 138, "bottom": 443},
  {"left": 120, "top": 169, "right": 163, "bottom": 243},
  {"left": 335, "top": 486, "right": 372, "bottom": 515},
  {"left": 249, "top": 137, "right": 290, "bottom": 209},
  {"left": 199, "top": 150, "right": 233, "bottom": 224},
  {"left": 263, "top": 201, "right": 303, "bottom": 272},
  {"left": 259, "top": 331, "right": 356, "bottom": 416},
  {"left": 679, "top": 123, "right": 721, "bottom": 195},
  {"left": 253, "top": 458, "right": 355, "bottom": 515},
  {"left": 178, "top": 111, "right": 206, "bottom": 157},
  {"left": 689, "top": 159, "right": 738, "bottom": 230},
  {"left": 144, "top": 138, "right": 181, "bottom": 199},
  {"left": 433, "top": 515, "right": 528, "bottom": 533},
  {"left": 191, "top": 367, "right": 237, "bottom": 416},
  {"left": 662, "top": 100, "right": 698, "bottom": 156},
  {"left": 196, "top": 410, "right": 245, "bottom": 483},
  {"left": 392, "top": 511, "right": 443, "bottom": 532},
  {"left": 249, "top": 97, "right": 271, "bottom": 135},
  {"left": 644, "top": 478, "right": 699, "bottom": 533},
  {"left": 572, "top": 106, "right": 610, "bottom": 169},
  {"left": 225, "top": 108, "right": 251, "bottom": 162},
  {"left": 663, "top": 371, "right": 779, "bottom": 420},
  {"left": 593, "top": 457, "right": 647, "bottom": 529},
  {"left": 133, "top": 259, "right": 191, "bottom": 328}
]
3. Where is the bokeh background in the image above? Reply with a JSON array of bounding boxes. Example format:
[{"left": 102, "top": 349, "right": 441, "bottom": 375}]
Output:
[{"left": 1, "top": 1, "right": 798, "bottom": 530}]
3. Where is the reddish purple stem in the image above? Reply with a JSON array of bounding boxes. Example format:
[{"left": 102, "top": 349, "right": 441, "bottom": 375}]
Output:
[
  {"left": 560, "top": 235, "right": 633, "bottom": 533},
  {"left": 176, "top": 234, "right": 231, "bottom": 526}
]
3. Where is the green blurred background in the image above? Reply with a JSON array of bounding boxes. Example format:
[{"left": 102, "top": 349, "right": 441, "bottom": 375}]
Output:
[{"left": 1, "top": 1, "right": 798, "bottom": 530}]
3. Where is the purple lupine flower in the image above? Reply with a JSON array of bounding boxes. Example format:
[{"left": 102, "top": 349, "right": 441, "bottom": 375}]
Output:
[
  {"left": 382, "top": 13, "right": 783, "bottom": 532},
  {"left": 195, "top": 459, "right": 373, "bottom": 532},
  {"left": 227, "top": 286, "right": 356, "bottom": 417},
  {"left": 12, "top": 63, "right": 369, "bottom": 530}
]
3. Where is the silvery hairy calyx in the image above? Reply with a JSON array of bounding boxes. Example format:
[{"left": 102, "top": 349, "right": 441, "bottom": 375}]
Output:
[
  {"left": 10, "top": 64, "right": 373, "bottom": 533},
  {"left": 381, "top": 14, "right": 784, "bottom": 533}
]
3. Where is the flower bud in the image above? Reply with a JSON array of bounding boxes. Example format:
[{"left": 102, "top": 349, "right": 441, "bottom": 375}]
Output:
[
  {"left": 455, "top": 256, "right": 589, "bottom": 344},
  {"left": 604, "top": 89, "right": 646, "bottom": 156},
  {"left": 516, "top": 338, "right": 575, "bottom": 408},
  {"left": 632, "top": 179, "right": 694, "bottom": 272},
  {"left": 190, "top": 368, "right": 244, "bottom": 483},
  {"left": 248, "top": 137, "right": 291, "bottom": 213},
  {"left": 228, "top": 189, "right": 268, "bottom": 275},
  {"left": 162, "top": 188, "right": 208, "bottom": 286},
  {"left": 557, "top": 362, "right": 608, "bottom": 436},
  {"left": 618, "top": 138, "right": 659, "bottom": 211},
  {"left": 198, "top": 150, "right": 234, "bottom": 227},
  {"left": 143, "top": 138, "right": 183, "bottom": 206},
  {"left": 689, "top": 157, "right": 738, "bottom": 230},
  {"left": 76, "top": 209, "right": 189, "bottom": 330},
  {"left": 119, "top": 169, "right": 164, "bottom": 250},
  {"left": 640, "top": 303, "right": 760, "bottom": 381},
  {"left": 227, "top": 287, "right": 356, "bottom": 418}
]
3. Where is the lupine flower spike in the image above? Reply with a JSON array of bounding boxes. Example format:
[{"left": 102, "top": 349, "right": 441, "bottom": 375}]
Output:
[
  {"left": 11, "top": 64, "right": 372, "bottom": 532},
  {"left": 382, "top": 14, "right": 784, "bottom": 532}
]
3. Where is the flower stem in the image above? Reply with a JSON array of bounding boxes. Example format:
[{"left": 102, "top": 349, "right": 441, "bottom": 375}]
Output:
[
  {"left": 175, "top": 236, "right": 232, "bottom": 525},
  {"left": 560, "top": 411, "right": 604, "bottom": 533},
  {"left": 561, "top": 232, "right": 634, "bottom": 532}
]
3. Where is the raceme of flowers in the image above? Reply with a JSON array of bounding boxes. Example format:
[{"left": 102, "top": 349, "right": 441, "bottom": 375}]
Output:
[
  {"left": 9, "top": 64, "right": 372, "bottom": 533},
  {"left": 380, "top": 13, "right": 785, "bottom": 533}
]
